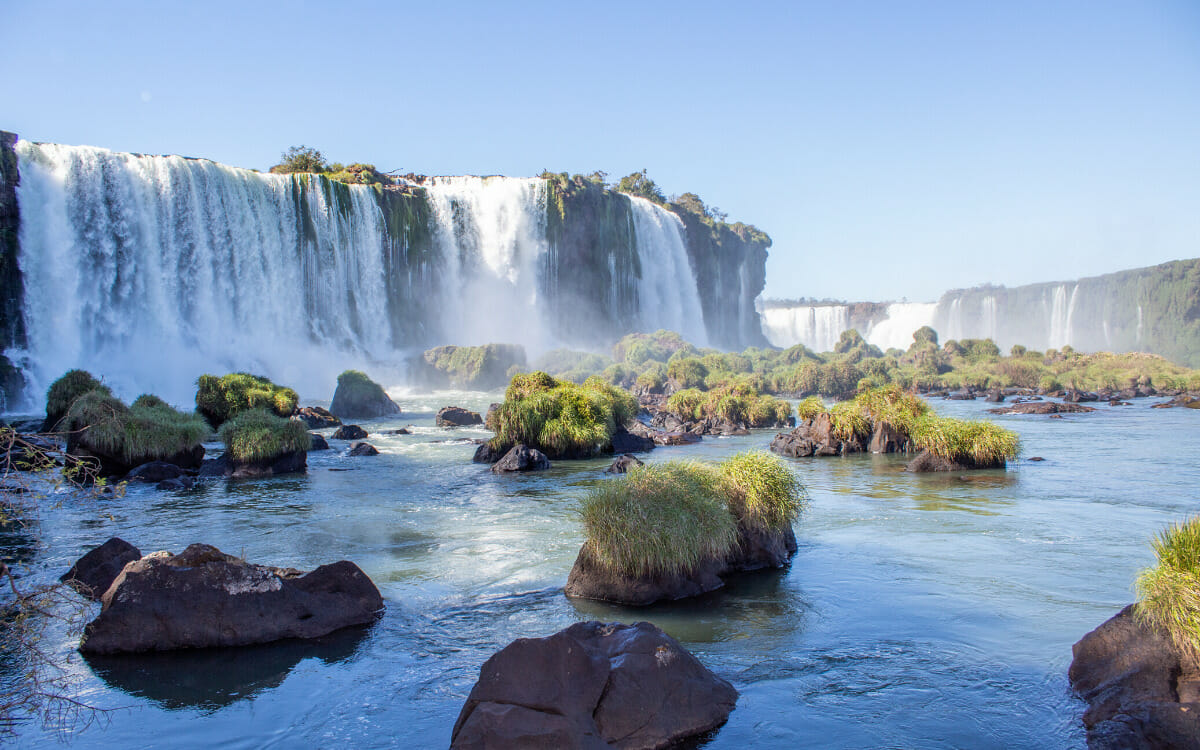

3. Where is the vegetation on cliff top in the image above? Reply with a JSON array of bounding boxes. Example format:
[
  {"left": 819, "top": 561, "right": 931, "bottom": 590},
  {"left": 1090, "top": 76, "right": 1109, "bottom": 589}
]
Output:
[
  {"left": 1135, "top": 516, "right": 1200, "bottom": 662},
  {"left": 269, "top": 145, "right": 394, "bottom": 187}
]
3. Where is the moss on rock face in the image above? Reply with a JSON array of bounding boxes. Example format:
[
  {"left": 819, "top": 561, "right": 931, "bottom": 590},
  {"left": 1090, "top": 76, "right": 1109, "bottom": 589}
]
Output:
[
  {"left": 329, "top": 370, "right": 401, "bottom": 420},
  {"left": 413, "top": 344, "right": 527, "bottom": 390},
  {"left": 488, "top": 372, "right": 638, "bottom": 460},
  {"left": 195, "top": 373, "right": 298, "bottom": 429},
  {"left": 218, "top": 408, "right": 311, "bottom": 463}
]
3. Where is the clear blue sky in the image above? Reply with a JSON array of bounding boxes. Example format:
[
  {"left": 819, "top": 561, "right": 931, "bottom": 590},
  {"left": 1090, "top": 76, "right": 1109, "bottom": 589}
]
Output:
[{"left": 5, "top": 0, "right": 1199, "bottom": 302}]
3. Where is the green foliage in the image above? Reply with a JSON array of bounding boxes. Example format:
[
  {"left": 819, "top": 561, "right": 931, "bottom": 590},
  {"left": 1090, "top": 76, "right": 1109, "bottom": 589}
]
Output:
[
  {"left": 913, "top": 326, "right": 939, "bottom": 347},
  {"left": 828, "top": 401, "right": 870, "bottom": 442},
  {"left": 419, "top": 344, "right": 528, "bottom": 389},
  {"left": 1135, "top": 516, "right": 1200, "bottom": 662},
  {"left": 66, "top": 391, "right": 209, "bottom": 465},
  {"left": 195, "top": 373, "right": 298, "bottom": 428},
  {"left": 218, "top": 408, "right": 311, "bottom": 463},
  {"left": 324, "top": 163, "right": 391, "bottom": 186},
  {"left": 666, "top": 357, "right": 709, "bottom": 389},
  {"left": 718, "top": 451, "right": 806, "bottom": 533},
  {"left": 611, "top": 330, "right": 687, "bottom": 367},
  {"left": 747, "top": 395, "right": 793, "bottom": 427},
  {"left": 853, "top": 384, "right": 929, "bottom": 434},
  {"left": 795, "top": 396, "right": 827, "bottom": 421},
  {"left": 331, "top": 369, "right": 390, "bottom": 409},
  {"left": 665, "top": 388, "right": 705, "bottom": 421},
  {"left": 909, "top": 414, "right": 1019, "bottom": 466},
  {"left": 45, "top": 370, "right": 111, "bottom": 428},
  {"left": 270, "top": 145, "right": 328, "bottom": 174},
  {"left": 834, "top": 329, "right": 866, "bottom": 354},
  {"left": 634, "top": 364, "right": 667, "bottom": 392},
  {"left": 615, "top": 169, "right": 666, "bottom": 204},
  {"left": 489, "top": 372, "right": 638, "bottom": 458}
]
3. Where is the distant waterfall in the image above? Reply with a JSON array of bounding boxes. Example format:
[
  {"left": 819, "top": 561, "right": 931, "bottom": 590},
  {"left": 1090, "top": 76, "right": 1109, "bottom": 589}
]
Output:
[
  {"left": 626, "top": 196, "right": 708, "bottom": 346},
  {"left": 761, "top": 305, "right": 849, "bottom": 352},
  {"left": 864, "top": 303, "right": 937, "bottom": 351}
]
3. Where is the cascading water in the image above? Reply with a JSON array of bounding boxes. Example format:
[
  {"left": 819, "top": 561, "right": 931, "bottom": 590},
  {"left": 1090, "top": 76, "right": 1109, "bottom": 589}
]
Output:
[
  {"left": 13, "top": 142, "right": 393, "bottom": 407},
  {"left": 626, "top": 196, "right": 708, "bottom": 346},
  {"left": 760, "top": 305, "right": 849, "bottom": 352},
  {"left": 864, "top": 302, "right": 937, "bottom": 351}
]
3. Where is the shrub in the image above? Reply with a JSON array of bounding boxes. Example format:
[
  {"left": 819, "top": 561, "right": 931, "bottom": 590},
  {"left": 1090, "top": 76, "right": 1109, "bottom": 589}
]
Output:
[
  {"left": 666, "top": 357, "right": 709, "bottom": 389},
  {"left": 666, "top": 388, "right": 705, "bottom": 421},
  {"left": 909, "top": 414, "right": 1019, "bottom": 466},
  {"left": 854, "top": 384, "right": 928, "bottom": 434},
  {"left": 195, "top": 373, "right": 298, "bottom": 428},
  {"left": 580, "top": 462, "right": 736, "bottom": 577},
  {"left": 718, "top": 451, "right": 806, "bottom": 532},
  {"left": 65, "top": 391, "right": 209, "bottom": 465},
  {"left": 747, "top": 395, "right": 792, "bottom": 428},
  {"left": 828, "top": 401, "right": 870, "bottom": 442},
  {"left": 218, "top": 408, "right": 312, "bottom": 463},
  {"left": 489, "top": 372, "right": 637, "bottom": 459},
  {"left": 1136, "top": 516, "right": 1200, "bottom": 662},
  {"left": 45, "top": 369, "right": 111, "bottom": 429},
  {"left": 795, "top": 396, "right": 826, "bottom": 421}
]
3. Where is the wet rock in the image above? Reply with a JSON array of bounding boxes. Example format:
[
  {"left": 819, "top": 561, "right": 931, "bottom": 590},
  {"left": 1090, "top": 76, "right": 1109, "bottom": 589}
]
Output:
[
  {"left": 228, "top": 450, "right": 307, "bottom": 479},
  {"left": 79, "top": 543, "right": 383, "bottom": 654},
  {"left": 609, "top": 426, "right": 654, "bottom": 454},
  {"left": 1028, "top": 456, "right": 1046, "bottom": 462},
  {"left": 472, "top": 441, "right": 506, "bottom": 464},
  {"left": 770, "top": 413, "right": 867, "bottom": 458},
  {"left": 565, "top": 547, "right": 726, "bottom": 605},
  {"left": 436, "top": 406, "right": 483, "bottom": 427},
  {"left": 332, "top": 425, "right": 368, "bottom": 441},
  {"left": 726, "top": 524, "right": 798, "bottom": 573},
  {"left": 348, "top": 442, "right": 379, "bottom": 457},
  {"left": 451, "top": 621, "right": 736, "bottom": 750},
  {"left": 655, "top": 432, "right": 702, "bottom": 446},
  {"left": 1069, "top": 605, "right": 1200, "bottom": 749},
  {"left": 125, "top": 461, "right": 187, "bottom": 483},
  {"left": 308, "top": 433, "right": 330, "bottom": 451},
  {"left": 605, "top": 454, "right": 644, "bottom": 474},
  {"left": 867, "top": 422, "right": 912, "bottom": 454},
  {"left": 905, "top": 450, "right": 1004, "bottom": 472},
  {"left": 987, "top": 402, "right": 1098, "bottom": 415},
  {"left": 61, "top": 537, "right": 142, "bottom": 600},
  {"left": 984, "top": 390, "right": 1005, "bottom": 403},
  {"left": 293, "top": 407, "right": 341, "bottom": 429},
  {"left": 381, "top": 428, "right": 411, "bottom": 435},
  {"left": 156, "top": 477, "right": 195, "bottom": 491},
  {"left": 490, "top": 444, "right": 550, "bottom": 473},
  {"left": 1065, "top": 390, "right": 1101, "bottom": 403},
  {"left": 329, "top": 374, "right": 401, "bottom": 420},
  {"left": 946, "top": 389, "right": 976, "bottom": 400}
]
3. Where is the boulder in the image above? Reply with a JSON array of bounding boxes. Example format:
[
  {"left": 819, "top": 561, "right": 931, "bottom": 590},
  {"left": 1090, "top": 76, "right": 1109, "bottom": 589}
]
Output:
[
  {"left": 309, "top": 433, "right": 330, "bottom": 451},
  {"left": 61, "top": 538, "right": 142, "bottom": 600},
  {"left": 329, "top": 372, "right": 401, "bottom": 420},
  {"left": 565, "top": 547, "right": 726, "bottom": 605},
  {"left": 726, "top": 524, "right": 798, "bottom": 573},
  {"left": 79, "top": 543, "right": 383, "bottom": 654},
  {"left": 333, "top": 425, "right": 368, "bottom": 441},
  {"left": 381, "top": 428, "right": 411, "bottom": 435},
  {"left": 156, "top": 477, "right": 194, "bottom": 491},
  {"left": 348, "top": 442, "right": 379, "bottom": 457},
  {"left": 984, "top": 390, "right": 1006, "bottom": 403},
  {"left": 867, "top": 422, "right": 912, "bottom": 454},
  {"left": 1069, "top": 605, "right": 1200, "bottom": 749},
  {"left": 125, "top": 461, "right": 187, "bottom": 483},
  {"left": 987, "top": 402, "right": 1097, "bottom": 415},
  {"left": 605, "top": 454, "right": 644, "bottom": 474},
  {"left": 451, "top": 621, "right": 736, "bottom": 750},
  {"left": 655, "top": 432, "right": 702, "bottom": 446},
  {"left": 472, "top": 442, "right": 507, "bottom": 464},
  {"left": 770, "top": 413, "right": 865, "bottom": 458},
  {"left": 1065, "top": 390, "right": 1101, "bottom": 403},
  {"left": 436, "top": 406, "right": 483, "bottom": 428},
  {"left": 293, "top": 407, "right": 341, "bottom": 429},
  {"left": 227, "top": 450, "right": 307, "bottom": 479},
  {"left": 490, "top": 444, "right": 550, "bottom": 473},
  {"left": 609, "top": 426, "right": 654, "bottom": 454}
]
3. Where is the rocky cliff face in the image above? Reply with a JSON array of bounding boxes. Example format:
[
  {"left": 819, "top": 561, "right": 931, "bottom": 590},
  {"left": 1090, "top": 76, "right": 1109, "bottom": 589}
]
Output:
[{"left": 0, "top": 131, "right": 26, "bottom": 407}]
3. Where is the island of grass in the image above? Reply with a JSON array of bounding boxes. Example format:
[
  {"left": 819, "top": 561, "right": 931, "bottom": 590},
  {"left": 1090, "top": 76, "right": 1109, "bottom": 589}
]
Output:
[
  {"left": 215, "top": 408, "right": 311, "bottom": 478},
  {"left": 1070, "top": 516, "right": 1200, "bottom": 748},
  {"left": 565, "top": 451, "right": 806, "bottom": 605},
  {"left": 478, "top": 372, "right": 639, "bottom": 462},
  {"left": 770, "top": 384, "right": 1019, "bottom": 470},
  {"left": 195, "top": 372, "right": 298, "bottom": 428},
  {"left": 43, "top": 369, "right": 112, "bottom": 432},
  {"left": 64, "top": 390, "right": 210, "bottom": 477},
  {"left": 329, "top": 370, "right": 401, "bottom": 420}
]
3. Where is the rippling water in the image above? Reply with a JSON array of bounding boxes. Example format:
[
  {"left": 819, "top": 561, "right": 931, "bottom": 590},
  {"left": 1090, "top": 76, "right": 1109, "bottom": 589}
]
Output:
[{"left": 6, "top": 393, "right": 1199, "bottom": 748}]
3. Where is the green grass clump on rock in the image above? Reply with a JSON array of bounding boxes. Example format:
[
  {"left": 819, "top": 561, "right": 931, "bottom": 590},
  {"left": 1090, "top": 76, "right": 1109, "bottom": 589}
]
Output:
[
  {"left": 909, "top": 414, "right": 1019, "bottom": 466},
  {"left": 795, "top": 396, "right": 827, "bottom": 422},
  {"left": 218, "top": 408, "right": 312, "bottom": 463},
  {"left": 718, "top": 451, "right": 806, "bottom": 533},
  {"left": 489, "top": 372, "right": 638, "bottom": 459},
  {"left": 45, "top": 369, "right": 111, "bottom": 429},
  {"left": 1135, "top": 516, "right": 1200, "bottom": 662},
  {"left": 580, "top": 461, "right": 737, "bottom": 577},
  {"left": 853, "top": 383, "right": 929, "bottom": 433},
  {"left": 65, "top": 391, "right": 210, "bottom": 465},
  {"left": 195, "top": 373, "right": 298, "bottom": 428}
]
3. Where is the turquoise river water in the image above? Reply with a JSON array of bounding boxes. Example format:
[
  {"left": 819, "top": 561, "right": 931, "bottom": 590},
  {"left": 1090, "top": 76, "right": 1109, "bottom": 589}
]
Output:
[{"left": 5, "top": 394, "right": 1199, "bottom": 748}]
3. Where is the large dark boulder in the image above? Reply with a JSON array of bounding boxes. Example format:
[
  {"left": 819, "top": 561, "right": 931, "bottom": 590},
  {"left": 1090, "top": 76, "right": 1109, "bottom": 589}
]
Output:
[
  {"left": 348, "top": 442, "right": 379, "bottom": 457},
  {"left": 451, "top": 621, "right": 737, "bottom": 750},
  {"left": 308, "top": 433, "right": 330, "bottom": 451},
  {"left": 490, "top": 444, "right": 550, "bottom": 473},
  {"left": 726, "top": 524, "right": 798, "bottom": 573},
  {"left": 565, "top": 547, "right": 728, "bottom": 606},
  {"left": 609, "top": 426, "right": 654, "bottom": 454},
  {"left": 79, "top": 544, "right": 383, "bottom": 654},
  {"left": 606, "top": 454, "right": 644, "bottom": 474},
  {"left": 867, "top": 422, "right": 912, "bottom": 454},
  {"left": 293, "top": 407, "right": 341, "bottom": 429},
  {"left": 227, "top": 450, "right": 307, "bottom": 479},
  {"left": 1069, "top": 604, "right": 1200, "bottom": 749},
  {"left": 329, "top": 371, "right": 401, "bottom": 420},
  {"left": 60, "top": 537, "right": 142, "bottom": 600},
  {"left": 473, "top": 442, "right": 507, "bottom": 464},
  {"left": 770, "top": 413, "right": 864, "bottom": 458},
  {"left": 333, "top": 424, "right": 368, "bottom": 441},
  {"left": 125, "top": 461, "right": 187, "bottom": 483},
  {"left": 436, "top": 406, "right": 483, "bottom": 427}
]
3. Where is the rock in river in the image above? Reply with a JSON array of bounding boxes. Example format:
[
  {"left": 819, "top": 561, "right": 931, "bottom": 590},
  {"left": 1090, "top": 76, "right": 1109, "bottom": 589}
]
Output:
[{"left": 61, "top": 537, "right": 142, "bottom": 600}]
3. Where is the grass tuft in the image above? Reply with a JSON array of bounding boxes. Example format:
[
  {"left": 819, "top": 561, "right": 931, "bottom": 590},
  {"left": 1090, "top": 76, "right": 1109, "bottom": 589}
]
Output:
[
  {"left": 795, "top": 396, "right": 827, "bottom": 422},
  {"left": 196, "top": 373, "right": 298, "bottom": 428},
  {"left": 45, "top": 369, "right": 111, "bottom": 428},
  {"left": 828, "top": 401, "right": 870, "bottom": 442},
  {"left": 489, "top": 372, "right": 638, "bottom": 458},
  {"left": 218, "top": 408, "right": 312, "bottom": 462},
  {"left": 909, "top": 414, "right": 1019, "bottom": 466},
  {"left": 718, "top": 451, "right": 806, "bottom": 532},
  {"left": 66, "top": 391, "right": 209, "bottom": 465},
  {"left": 1136, "top": 517, "right": 1200, "bottom": 663}
]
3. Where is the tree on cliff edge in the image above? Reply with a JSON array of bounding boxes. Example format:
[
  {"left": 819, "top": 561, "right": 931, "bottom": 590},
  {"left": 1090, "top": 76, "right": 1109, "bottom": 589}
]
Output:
[{"left": 270, "top": 145, "right": 328, "bottom": 174}]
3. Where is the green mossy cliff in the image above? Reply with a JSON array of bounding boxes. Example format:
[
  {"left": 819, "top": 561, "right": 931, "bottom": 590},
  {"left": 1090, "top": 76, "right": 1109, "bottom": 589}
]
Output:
[{"left": 0, "top": 131, "right": 25, "bottom": 408}]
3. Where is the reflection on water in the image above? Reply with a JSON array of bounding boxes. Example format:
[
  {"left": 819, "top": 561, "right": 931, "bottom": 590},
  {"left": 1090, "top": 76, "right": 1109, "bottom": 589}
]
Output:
[
  {"left": 3, "top": 394, "right": 1198, "bottom": 747},
  {"left": 83, "top": 625, "right": 371, "bottom": 711}
]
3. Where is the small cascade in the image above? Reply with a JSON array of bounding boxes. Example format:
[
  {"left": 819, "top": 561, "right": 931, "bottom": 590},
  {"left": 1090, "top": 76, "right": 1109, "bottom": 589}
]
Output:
[
  {"left": 626, "top": 196, "right": 708, "bottom": 345},
  {"left": 1047, "top": 284, "right": 1079, "bottom": 348},
  {"left": 760, "top": 305, "right": 849, "bottom": 352}
]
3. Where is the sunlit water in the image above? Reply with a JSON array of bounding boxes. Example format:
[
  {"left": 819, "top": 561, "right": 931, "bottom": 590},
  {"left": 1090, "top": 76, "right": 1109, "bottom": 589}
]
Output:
[{"left": 5, "top": 395, "right": 1199, "bottom": 748}]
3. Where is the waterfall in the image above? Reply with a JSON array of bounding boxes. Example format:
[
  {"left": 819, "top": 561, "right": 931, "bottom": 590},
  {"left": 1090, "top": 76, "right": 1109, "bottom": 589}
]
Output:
[
  {"left": 1047, "top": 283, "right": 1079, "bottom": 348},
  {"left": 864, "top": 302, "right": 937, "bottom": 351},
  {"left": 760, "top": 305, "right": 849, "bottom": 352},
  {"left": 626, "top": 196, "right": 708, "bottom": 346},
  {"left": 13, "top": 142, "right": 394, "bottom": 406}
]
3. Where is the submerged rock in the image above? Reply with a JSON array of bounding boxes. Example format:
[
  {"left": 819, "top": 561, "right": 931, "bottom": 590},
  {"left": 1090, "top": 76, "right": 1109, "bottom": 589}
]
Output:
[
  {"left": 605, "top": 454, "right": 644, "bottom": 474},
  {"left": 125, "top": 461, "right": 188, "bottom": 483},
  {"left": 309, "top": 433, "right": 330, "bottom": 451},
  {"left": 905, "top": 450, "right": 1005, "bottom": 472},
  {"left": 451, "top": 621, "right": 737, "bottom": 750},
  {"left": 348, "top": 442, "right": 379, "bottom": 457},
  {"left": 61, "top": 537, "right": 142, "bottom": 600},
  {"left": 987, "top": 402, "right": 1097, "bottom": 415},
  {"left": 333, "top": 424, "right": 368, "bottom": 441},
  {"left": 1069, "top": 605, "right": 1200, "bottom": 749},
  {"left": 490, "top": 444, "right": 550, "bottom": 473},
  {"left": 79, "top": 543, "right": 383, "bottom": 654},
  {"left": 435, "top": 406, "right": 483, "bottom": 427},
  {"left": 228, "top": 450, "right": 307, "bottom": 479}
]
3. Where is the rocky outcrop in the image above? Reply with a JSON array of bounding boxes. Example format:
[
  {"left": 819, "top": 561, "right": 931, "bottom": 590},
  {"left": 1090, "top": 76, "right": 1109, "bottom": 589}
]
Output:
[
  {"left": 329, "top": 372, "right": 401, "bottom": 420},
  {"left": 605, "top": 454, "right": 644, "bottom": 474},
  {"left": 0, "top": 131, "right": 26, "bottom": 410},
  {"left": 309, "top": 433, "right": 330, "bottom": 451},
  {"left": 987, "top": 402, "right": 1097, "bottom": 415},
  {"left": 623, "top": 419, "right": 699, "bottom": 447},
  {"left": 67, "top": 441, "right": 205, "bottom": 479},
  {"left": 199, "top": 450, "right": 307, "bottom": 479},
  {"left": 472, "top": 442, "right": 506, "bottom": 464},
  {"left": 1069, "top": 605, "right": 1200, "bottom": 749},
  {"left": 435, "top": 406, "right": 483, "bottom": 427},
  {"left": 769, "top": 413, "right": 868, "bottom": 458},
  {"left": 332, "top": 424, "right": 368, "bottom": 441},
  {"left": 490, "top": 444, "right": 550, "bottom": 473},
  {"left": 79, "top": 543, "right": 383, "bottom": 654},
  {"left": 609, "top": 425, "right": 654, "bottom": 454},
  {"left": 451, "top": 621, "right": 737, "bottom": 749},
  {"left": 348, "top": 442, "right": 378, "bottom": 457},
  {"left": 60, "top": 538, "right": 142, "bottom": 600},
  {"left": 294, "top": 406, "right": 341, "bottom": 429}
]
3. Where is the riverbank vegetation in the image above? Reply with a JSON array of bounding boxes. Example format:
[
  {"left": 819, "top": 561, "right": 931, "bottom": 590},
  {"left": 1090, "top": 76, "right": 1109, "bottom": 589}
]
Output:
[{"left": 1135, "top": 516, "right": 1200, "bottom": 662}]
